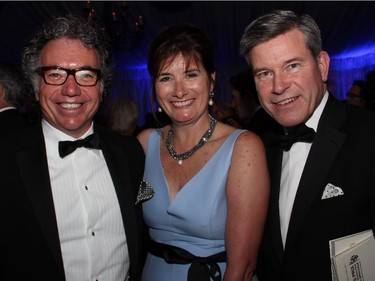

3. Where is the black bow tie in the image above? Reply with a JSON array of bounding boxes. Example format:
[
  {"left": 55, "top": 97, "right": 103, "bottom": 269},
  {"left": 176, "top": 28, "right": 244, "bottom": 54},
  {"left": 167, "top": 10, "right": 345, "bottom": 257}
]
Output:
[
  {"left": 59, "top": 133, "right": 101, "bottom": 158},
  {"left": 263, "top": 124, "right": 315, "bottom": 151}
]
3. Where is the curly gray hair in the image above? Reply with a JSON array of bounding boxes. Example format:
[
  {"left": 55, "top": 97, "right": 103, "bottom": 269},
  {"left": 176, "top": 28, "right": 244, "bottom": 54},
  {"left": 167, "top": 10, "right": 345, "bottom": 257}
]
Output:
[{"left": 22, "top": 14, "right": 114, "bottom": 99}]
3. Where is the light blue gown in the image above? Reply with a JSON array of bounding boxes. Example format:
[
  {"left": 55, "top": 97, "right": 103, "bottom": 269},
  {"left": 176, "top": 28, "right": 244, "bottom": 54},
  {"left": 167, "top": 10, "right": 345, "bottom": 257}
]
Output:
[{"left": 141, "top": 128, "right": 245, "bottom": 281}]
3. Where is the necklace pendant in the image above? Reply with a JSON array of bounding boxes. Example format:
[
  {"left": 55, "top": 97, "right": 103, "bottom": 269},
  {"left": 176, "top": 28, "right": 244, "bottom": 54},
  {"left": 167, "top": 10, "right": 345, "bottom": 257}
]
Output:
[{"left": 178, "top": 159, "right": 183, "bottom": 165}]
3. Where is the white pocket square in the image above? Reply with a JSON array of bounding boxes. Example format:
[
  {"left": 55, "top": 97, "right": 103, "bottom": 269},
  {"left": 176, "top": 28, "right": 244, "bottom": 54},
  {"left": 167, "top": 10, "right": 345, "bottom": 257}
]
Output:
[{"left": 321, "top": 183, "right": 344, "bottom": 200}]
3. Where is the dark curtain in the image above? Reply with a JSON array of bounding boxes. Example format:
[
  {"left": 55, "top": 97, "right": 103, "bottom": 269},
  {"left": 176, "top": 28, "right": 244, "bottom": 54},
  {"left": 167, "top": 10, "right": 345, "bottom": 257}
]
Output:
[{"left": 328, "top": 53, "right": 375, "bottom": 101}]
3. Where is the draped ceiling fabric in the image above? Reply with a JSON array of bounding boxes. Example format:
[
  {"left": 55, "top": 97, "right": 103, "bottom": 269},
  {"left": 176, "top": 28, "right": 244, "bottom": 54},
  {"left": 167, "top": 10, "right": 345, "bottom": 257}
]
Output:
[{"left": 0, "top": 1, "right": 374, "bottom": 126}]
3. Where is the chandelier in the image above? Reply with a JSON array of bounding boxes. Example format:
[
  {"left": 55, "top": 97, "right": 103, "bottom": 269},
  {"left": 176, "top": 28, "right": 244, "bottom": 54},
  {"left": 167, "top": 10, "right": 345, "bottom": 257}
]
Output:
[{"left": 84, "top": 1, "right": 145, "bottom": 52}]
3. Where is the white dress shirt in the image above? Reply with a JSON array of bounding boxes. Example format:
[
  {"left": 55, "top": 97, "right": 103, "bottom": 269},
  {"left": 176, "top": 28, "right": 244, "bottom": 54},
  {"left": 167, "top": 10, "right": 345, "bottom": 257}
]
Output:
[
  {"left": 279, "top": 91, "right": 328, "bottom": 247},
  {"left": 42, "top": 120, "right": 129, "bottom": 281}
]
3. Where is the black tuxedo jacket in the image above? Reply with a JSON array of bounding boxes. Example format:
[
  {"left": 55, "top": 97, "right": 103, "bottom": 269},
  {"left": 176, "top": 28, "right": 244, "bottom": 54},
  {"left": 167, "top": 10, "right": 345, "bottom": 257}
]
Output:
[
  {"left": 0, "top": 108, "right": 29, "bottom": 137},
  {"left": 257, "top": 94, "right": 375, "bottom": 281},
  {"left": 0, "top": 122, "right": 146, "bottom": 281}
]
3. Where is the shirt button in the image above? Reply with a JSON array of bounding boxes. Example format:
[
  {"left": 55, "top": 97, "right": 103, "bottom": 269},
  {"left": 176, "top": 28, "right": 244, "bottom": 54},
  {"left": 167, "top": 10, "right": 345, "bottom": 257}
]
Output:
[
  {"left": 85, "top": 186, "right": 88, "bottom": 190},
  {"left": 92, "top": 231, "right": 95, "bottom": 236}
]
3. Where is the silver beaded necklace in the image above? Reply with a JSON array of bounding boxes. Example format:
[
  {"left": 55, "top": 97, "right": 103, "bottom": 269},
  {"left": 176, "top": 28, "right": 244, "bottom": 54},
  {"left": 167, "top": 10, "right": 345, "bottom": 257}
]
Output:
[{"left": 166, "top": 115, "right": 217, "bottom": 165}]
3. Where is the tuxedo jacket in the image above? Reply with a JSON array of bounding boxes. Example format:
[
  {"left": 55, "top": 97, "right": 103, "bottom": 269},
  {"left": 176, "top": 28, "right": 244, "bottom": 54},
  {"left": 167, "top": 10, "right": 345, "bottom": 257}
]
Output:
[
  {"left": 0, "top": 122, "right": 146, "bottom": 281},
  {"left": 257, "top": 94, "right": 375, "bottom": 281},
  {"left": 0, "top": 108, "right": 29, "bottom": 137}
]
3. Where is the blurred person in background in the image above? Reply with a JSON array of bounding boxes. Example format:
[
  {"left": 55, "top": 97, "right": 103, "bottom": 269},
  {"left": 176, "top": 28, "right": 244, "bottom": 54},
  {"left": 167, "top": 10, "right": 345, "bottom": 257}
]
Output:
[
  {"left": 0, "top": 62, "right": 30, "bottom": 136},
  {"left": 107, "top": 97, "right": 140, "bottom": 136},
  {"left": 346, "top": 79, "right": 366, "bottom": 107}
]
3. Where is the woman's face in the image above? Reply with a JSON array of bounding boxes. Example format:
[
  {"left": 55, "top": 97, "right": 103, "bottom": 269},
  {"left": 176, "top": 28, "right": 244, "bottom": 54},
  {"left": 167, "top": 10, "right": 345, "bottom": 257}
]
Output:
[{"left": 154, "top": 53, "right": 215, "bottom": 125}]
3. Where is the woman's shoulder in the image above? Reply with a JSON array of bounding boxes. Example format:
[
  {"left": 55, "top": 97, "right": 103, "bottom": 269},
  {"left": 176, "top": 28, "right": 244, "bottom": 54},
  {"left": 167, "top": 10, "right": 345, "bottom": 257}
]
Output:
[
  {"left": 136, "top": 126, "right": 167, "bottom": 151},
  {"left": 216, "top": 123, "right": 265, "bottom": 159},
  {"left": 136, "top": 128, "right": 154, "bottom": 151},
  {"left": 217, "top": 122, "right": 262, "bottom": 144}
]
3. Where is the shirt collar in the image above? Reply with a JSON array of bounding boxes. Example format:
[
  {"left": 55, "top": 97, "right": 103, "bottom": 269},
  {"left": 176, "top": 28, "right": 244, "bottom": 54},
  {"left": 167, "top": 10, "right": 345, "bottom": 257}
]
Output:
[
  {"left": 0, "top": 106, "right": 16, "bottom": 112},
  {"left": 306, "top": 90, "right": 329, "bottom": 132},
  {"left": 42, "top": 119, "right": 95, "bottom": 158}
]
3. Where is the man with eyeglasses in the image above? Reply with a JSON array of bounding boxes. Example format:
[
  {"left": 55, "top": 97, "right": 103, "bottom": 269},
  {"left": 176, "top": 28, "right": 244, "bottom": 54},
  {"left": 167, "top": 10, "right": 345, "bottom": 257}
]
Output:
[{"left": 0, "top": 14, "right": 146, "bottom": 281}]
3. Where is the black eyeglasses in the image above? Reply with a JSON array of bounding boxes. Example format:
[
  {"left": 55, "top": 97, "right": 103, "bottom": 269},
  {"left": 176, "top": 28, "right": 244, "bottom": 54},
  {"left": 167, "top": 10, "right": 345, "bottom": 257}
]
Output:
[{"left": 36, "top": 66, "right": 101, "bottom": 86}]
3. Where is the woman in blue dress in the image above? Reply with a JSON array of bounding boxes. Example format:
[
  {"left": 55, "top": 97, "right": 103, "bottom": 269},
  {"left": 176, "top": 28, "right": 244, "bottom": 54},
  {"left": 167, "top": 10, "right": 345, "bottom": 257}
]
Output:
[{"left": 136, "top": 24, "right": 270, "bottom": 281}]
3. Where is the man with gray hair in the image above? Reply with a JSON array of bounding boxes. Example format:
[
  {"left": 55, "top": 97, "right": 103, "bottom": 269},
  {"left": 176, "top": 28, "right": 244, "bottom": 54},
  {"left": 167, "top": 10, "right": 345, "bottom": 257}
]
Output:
[
  {"left": 0, "top": 62, "right": 29, "bottom": 136},
  {"left": 240, "top": 9, "right": 375, "bottom": 281},
  {"left": 0, "top": 14, "right": 145, "bottom": 281}
]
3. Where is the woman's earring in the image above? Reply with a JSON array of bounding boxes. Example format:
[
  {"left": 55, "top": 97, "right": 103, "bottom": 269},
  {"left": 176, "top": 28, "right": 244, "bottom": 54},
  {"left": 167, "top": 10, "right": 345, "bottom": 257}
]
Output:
[
  {"left": 158, "top": 107, "right": 162, "bottom": 113},
  {"left": 208, "top": 92, "right": 214, "bottom": 106}
]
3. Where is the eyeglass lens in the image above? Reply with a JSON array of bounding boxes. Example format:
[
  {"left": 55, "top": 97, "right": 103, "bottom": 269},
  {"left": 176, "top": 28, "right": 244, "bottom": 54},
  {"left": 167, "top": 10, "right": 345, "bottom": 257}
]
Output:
[{"left": 42, "top": 68, "right": 99, "bottom": 86}]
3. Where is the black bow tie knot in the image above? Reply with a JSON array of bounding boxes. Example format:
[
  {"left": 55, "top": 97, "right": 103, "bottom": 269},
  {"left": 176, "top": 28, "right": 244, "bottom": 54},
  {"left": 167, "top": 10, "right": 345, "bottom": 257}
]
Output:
[
  {"left": 59, "top": 133, "right": 101, "bottom": 158},
  {"left": 263, "top": 124, "right": 315, "bottom": 151}
]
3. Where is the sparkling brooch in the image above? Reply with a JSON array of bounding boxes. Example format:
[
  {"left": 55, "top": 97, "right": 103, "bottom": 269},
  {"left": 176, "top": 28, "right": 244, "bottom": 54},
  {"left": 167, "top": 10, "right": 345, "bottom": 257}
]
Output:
[{"left": 135, "top": 180, "right": 155, "bottom": 205}]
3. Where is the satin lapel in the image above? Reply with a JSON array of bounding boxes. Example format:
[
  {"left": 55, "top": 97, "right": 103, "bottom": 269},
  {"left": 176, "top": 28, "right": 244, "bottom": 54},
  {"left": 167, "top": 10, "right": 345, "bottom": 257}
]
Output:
[
  {"left": 265, "top": 145, "right": 285, "bottom": 264},
  {"left": 15, "top": 126, "right": 65, "bottom": 275},
  {"left": 285, "top": 96, "right": 347, "bottom": 253}
]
